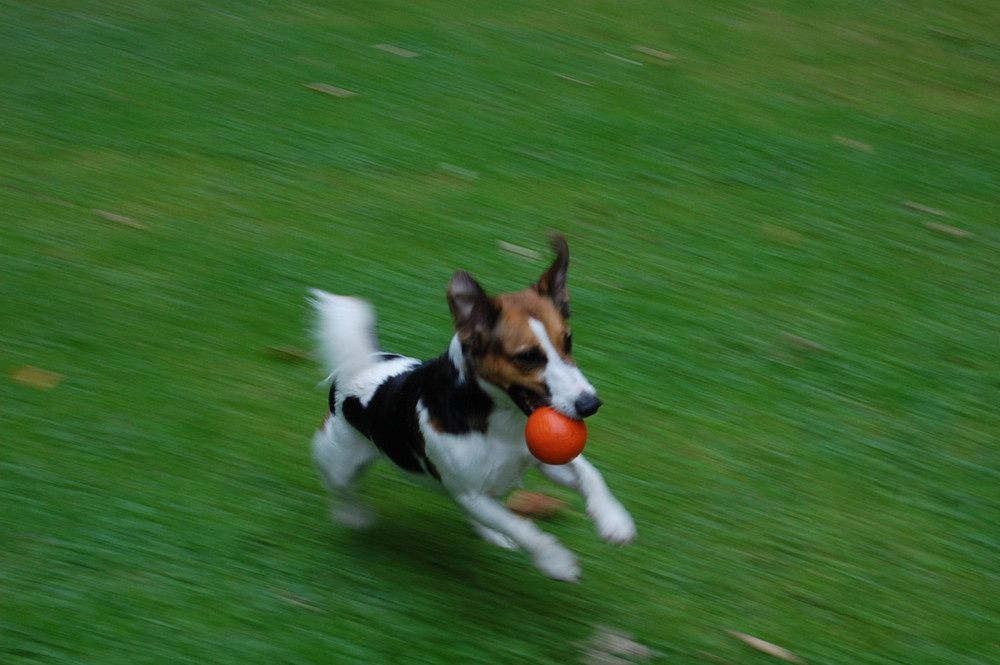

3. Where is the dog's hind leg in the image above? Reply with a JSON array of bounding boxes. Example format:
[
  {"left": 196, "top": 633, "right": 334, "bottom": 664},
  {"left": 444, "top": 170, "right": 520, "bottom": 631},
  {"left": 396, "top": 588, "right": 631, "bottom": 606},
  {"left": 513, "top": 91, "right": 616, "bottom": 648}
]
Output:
[
  {"left": 539, "top": 456, "right": 636, "bottom": 545},
  {"left": 313, "top": 416, "right": 379, "bottom": 528}
]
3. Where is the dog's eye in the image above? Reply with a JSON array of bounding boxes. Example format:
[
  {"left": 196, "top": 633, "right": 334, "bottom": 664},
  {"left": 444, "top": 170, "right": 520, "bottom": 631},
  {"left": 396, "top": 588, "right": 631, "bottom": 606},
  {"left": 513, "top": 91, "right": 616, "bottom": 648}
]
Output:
[
  {"left": 511, "top": 348, "right": 546, "bottom": 369},
  {"left": 564, "top": 331, "right": 573, "bottom": 355}
]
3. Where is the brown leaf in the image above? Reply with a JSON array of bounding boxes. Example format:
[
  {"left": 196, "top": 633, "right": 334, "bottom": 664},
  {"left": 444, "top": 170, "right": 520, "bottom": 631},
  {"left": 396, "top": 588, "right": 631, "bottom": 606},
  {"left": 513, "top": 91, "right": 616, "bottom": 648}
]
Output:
[
  {"left": 902, "top": 200, "right": 947, "bottom": 216},
  {"left": 578, "top": 625, "right": 660, "bottom": 665},
  {"left": 781, "top": 332, "right": 827, "bottom": 352},
  {"left": 438, "top": 162, "right": 478, "bottom": 181},
  {"left": 11, "top": 366, "right": 64, "bottom": 390},
  {"left": 373, "top": 43, "right": 420, "bottom": 58},
  {"left": 94, "top": 209, "right": 144, "bottom": 228},
  {"left": 832, "top": 135, "right": 873, "bottom": 152},
  {"left": 303, "top": 82, "right": 357, "bottom": 98},
  {"left": 633, "top": 45, "right": 677, "bottom": 61},
  {"left": 273, "top": 590, "right": 327, "bottom": 613},
  {"left": 728, "top": 631, "right": 804, "bottom": 663},
  {"left": 506, "top": 491, "right": 567, "bottom": 519},
  {"left": 924, "top": 221, "right": 974, "bottom": 238}
]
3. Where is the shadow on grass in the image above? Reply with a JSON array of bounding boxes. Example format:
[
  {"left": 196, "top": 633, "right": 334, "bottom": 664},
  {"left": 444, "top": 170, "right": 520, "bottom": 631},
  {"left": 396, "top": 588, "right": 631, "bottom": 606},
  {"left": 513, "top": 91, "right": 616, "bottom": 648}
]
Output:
[{"left": 306, "top": 510, "right": 601, "bottom": 662}]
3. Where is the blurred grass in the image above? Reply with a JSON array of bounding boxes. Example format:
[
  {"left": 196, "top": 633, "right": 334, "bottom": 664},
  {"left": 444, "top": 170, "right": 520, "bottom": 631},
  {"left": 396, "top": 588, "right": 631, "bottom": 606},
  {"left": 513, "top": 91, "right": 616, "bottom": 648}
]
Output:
[{"left": 2, "top": 1, "right": 998, "bottom": 663}]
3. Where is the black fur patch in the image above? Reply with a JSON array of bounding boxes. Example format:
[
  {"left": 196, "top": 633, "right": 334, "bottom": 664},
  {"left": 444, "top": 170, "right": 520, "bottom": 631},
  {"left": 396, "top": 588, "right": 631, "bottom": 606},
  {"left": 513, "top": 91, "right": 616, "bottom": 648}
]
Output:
[
  {"left": 327, "top": 354, "right": 402, "bottom": 416},
  {"left": 376, "top": 353, "right": 405, "bottom": 362},
  {"left": 419, "top": 355, "right": 494, "bottom": 435},
  {"left": 342, "top": 396, "right": 368, "bottom": 437},
  {"left": 340, "top": 354, "right": 495, "bottom": 479}
]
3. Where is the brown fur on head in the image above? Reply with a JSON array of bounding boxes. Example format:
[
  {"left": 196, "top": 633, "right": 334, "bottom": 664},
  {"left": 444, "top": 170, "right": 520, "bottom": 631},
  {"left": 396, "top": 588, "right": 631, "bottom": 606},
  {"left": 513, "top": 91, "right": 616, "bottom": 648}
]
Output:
[{"left": 446, "top": 235, "right": 579, "bottom": 415}]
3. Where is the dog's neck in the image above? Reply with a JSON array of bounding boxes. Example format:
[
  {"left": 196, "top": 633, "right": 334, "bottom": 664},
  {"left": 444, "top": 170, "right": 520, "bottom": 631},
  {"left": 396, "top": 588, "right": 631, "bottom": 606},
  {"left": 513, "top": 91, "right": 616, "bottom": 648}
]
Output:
[{"left": 446, "top": 333, "right": 523, "bottom": 418}]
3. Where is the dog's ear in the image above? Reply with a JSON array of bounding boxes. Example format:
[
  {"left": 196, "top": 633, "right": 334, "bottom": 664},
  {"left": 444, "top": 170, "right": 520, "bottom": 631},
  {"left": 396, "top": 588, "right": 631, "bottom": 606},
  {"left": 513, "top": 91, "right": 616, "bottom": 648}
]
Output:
[
  {"left": 533, "top": 233, "right": 571, "bottom": 318},
  {"left": 448, "top": 271, "right": 498, "bottom": 349}
]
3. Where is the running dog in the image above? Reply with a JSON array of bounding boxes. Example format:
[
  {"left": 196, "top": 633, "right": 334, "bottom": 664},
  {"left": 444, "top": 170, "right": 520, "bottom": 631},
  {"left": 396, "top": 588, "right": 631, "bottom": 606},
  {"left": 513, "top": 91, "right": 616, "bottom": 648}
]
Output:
[{"left": 310, "top": 235, "right": 635, "bottom": 581}]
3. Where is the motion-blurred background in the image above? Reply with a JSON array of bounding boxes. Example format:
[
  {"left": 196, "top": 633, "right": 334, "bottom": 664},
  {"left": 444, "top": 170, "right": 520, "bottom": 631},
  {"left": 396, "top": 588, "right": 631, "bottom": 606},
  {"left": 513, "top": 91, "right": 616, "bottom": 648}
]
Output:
[{"left": 2, "top": 1, "right": 997, "bottom": 663}]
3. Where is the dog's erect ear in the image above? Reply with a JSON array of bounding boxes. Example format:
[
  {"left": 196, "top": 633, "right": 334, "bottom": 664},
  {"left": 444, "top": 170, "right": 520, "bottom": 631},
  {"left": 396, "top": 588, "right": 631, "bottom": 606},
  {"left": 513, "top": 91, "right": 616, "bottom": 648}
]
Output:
[
  {"left": 448, "top": 271, "right": 498, "bottom": 348},
  {"left": 533, "top": 233, "right": 571, "bottom": 318}
]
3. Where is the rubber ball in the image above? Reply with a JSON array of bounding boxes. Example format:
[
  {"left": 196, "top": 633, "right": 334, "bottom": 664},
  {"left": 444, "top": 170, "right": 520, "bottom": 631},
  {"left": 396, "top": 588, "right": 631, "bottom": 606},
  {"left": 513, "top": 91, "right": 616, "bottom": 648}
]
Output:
[{"left": 524, "top": 406, "right": 587, "bottom": 465}]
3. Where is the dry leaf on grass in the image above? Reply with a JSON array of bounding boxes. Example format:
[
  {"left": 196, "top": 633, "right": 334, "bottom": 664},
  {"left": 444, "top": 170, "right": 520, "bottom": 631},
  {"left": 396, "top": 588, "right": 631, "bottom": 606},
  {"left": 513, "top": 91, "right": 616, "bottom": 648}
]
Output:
[
  {"left": 924, "top": 221, "right": 974, "bottom": 238},
  {"left": 373, "top": 43, "right": 420, "bottom": 58},
  {"left": 438, "top": 162, "right": 478, "bottom": 181},
  {"left": 94, "top": 209, "right": 144, "bottom": 228},
  {"left": 781, "top": 332, "right": 827, "bottom": 352},
  {"left": 633, "top": 45, "right": 677, "bottom": 61},
  {"left": 497, "top": 240, "right": 542, "bottom": 261},
  {"left": 728, "top": 631, "right": 804, "bottom": 663},
  {"left": 577, "top": 625, "right": 660, "bottom": 665},
  {"left": 832, "top": 135, "right": 873, "bottom": 152},
  {"left": 274, "top": 590, "right": 327, "bottom": 613},
  {"left": 554, "top": 72, "right": 593, "bottom": 86},
  {"left": 506, "top": 491, "right": 567, "bottom": 519},
  {"left": 11, "top": 366, "right": 64, "bottom": 390},
  {"left": 604, "top": 52, "right": 643, "bottom": 66},
  {"left": 902, "top": 200, "right": 947, "bottom": 217},
  {"left": 303, "top": 82, "right": 357, "bottom": 98}
]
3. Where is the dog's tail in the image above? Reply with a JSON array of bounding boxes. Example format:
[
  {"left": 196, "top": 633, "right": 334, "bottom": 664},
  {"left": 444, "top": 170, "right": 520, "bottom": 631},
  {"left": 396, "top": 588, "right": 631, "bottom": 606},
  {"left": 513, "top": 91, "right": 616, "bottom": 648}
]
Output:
[{"left": 309, "top": 289, "right": 380, "bottom": 383}]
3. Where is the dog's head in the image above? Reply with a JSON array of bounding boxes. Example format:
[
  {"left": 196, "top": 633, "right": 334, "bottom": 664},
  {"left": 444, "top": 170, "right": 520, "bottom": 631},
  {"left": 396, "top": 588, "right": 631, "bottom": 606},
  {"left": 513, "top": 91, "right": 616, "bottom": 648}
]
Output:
[{"left": 447, "top": 234, "right": 602, "bottom": 420}]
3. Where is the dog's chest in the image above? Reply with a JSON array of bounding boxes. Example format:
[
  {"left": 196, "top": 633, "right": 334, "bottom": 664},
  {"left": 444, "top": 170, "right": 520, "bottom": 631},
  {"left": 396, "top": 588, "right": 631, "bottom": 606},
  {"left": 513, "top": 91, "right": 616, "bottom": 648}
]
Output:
[{"left": 419, "top": 407, "right": 536, "bottom": 497}]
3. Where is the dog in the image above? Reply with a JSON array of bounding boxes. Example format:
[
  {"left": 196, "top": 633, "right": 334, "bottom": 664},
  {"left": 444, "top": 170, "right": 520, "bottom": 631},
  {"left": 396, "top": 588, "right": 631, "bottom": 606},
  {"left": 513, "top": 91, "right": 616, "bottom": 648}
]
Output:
[{"left": 310, "top": 234, "right": 635, "bottom": 582}]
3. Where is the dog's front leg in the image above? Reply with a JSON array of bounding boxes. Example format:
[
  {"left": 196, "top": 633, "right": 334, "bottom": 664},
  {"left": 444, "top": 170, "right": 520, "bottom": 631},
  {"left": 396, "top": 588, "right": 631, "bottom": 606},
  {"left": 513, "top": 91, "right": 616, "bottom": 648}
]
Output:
[
  {"left": 540, "top": 456, "right": 637, "bottom": 545},
  {"left": 454, "top": 492, "right": 581, "bottom": 582}
]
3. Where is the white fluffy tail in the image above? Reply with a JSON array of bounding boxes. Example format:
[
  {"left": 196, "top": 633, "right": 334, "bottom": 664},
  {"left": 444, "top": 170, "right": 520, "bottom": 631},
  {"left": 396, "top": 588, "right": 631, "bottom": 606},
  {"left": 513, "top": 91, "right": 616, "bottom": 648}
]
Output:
[{"left": 309, "top": 289, "right": 380, "bottom": 383}]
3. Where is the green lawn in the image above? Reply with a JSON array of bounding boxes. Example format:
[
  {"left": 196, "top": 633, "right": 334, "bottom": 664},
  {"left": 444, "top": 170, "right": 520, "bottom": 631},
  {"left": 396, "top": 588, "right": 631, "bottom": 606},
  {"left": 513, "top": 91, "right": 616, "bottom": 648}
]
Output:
[{"left": 2, "top": 1, "right": 998, "bottom": 663}]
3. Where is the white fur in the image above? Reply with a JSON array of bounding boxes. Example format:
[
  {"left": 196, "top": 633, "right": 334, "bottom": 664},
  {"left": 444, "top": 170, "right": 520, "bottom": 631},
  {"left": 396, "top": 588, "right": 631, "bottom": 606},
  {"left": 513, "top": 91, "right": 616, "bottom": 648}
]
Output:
[
  {"left": 540, "top": 458, "right": 637, "bottom": 544},
  {"left": 310, "top": 290, "right": 635, "bottom": 582},
  {"left": 527, "top": 317, "right": 598, "bottom": 419},
  {"left": 313, "top": 416, "right": 379, "bottom": 528},
  {"left": 308, "top": 290, "right": 379, "bottom": 383},
  {"left": 447, "top": 334, "right": 467, "bottom": 383},
  {"left": 418, "top": 403, "right": 534, "bottom": 498}
]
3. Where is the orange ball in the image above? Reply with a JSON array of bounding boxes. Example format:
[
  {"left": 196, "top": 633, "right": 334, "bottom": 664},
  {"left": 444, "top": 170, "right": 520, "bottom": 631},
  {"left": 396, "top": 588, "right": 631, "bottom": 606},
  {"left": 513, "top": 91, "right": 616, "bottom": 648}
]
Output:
[{"left": 524, "top": 406, "right": 587, "bottom": 465}]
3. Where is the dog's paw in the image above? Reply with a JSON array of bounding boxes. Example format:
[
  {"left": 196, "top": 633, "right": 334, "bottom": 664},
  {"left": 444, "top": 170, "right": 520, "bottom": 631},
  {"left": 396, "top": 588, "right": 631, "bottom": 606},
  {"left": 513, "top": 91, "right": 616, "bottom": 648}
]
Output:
[
  {"left": 332, "top": 502, "right": 375, "bottom": 529},
  {"left": 593, "top": 503, "right": 637, "bottom": 545},
  {"left": 473, "top": 522, "right": 521, "bottom": 550},
  {"left": 533, "top": 541, "right": 581, "bottom": 583}
]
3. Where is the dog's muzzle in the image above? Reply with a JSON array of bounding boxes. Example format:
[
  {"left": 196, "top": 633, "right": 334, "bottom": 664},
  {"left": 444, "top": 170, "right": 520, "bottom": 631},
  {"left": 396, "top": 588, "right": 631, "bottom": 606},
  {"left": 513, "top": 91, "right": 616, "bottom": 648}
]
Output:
[
  {"left": 508, "top": 385, "right": 549, "bottom": 417},
  {"left": 574, "top": 393, "right": 603, "bottom": 418}
]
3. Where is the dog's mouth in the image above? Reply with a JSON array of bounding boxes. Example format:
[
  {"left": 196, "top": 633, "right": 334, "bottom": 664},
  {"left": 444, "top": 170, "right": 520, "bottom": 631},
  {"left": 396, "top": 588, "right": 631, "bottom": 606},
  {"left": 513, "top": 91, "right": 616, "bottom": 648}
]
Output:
[{"left": 508, "top": 385, "right": 550, "bottom": 417}]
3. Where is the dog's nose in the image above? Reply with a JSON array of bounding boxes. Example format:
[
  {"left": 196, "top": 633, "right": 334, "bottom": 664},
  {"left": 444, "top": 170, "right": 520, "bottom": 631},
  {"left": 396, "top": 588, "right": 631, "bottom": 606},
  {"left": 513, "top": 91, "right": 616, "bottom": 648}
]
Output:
[{"left": 574, "top": 394, "right": 603, "bottom": 418}]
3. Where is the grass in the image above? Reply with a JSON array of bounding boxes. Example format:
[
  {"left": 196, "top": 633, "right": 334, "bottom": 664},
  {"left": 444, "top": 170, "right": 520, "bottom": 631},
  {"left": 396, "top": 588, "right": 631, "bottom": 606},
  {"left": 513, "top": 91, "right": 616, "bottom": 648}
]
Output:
[{"left": 2, "top": 0, "right": 998, "bottom": 663}]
